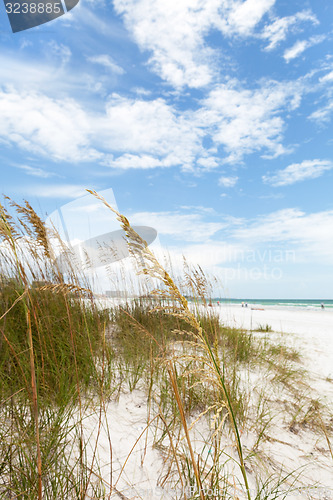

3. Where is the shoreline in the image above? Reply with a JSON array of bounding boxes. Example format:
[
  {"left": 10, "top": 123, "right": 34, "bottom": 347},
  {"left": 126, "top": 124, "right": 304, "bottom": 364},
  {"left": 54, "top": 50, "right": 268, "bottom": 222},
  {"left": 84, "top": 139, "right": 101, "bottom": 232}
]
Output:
[{"left": 210, "top": 303, "right": 333, "bottom": 383}]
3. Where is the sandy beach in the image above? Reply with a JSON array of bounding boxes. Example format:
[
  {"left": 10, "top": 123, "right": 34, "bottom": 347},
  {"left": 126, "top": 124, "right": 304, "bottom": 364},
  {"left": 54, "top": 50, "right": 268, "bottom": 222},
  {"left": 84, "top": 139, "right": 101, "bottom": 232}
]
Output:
[
  {"left": 83, "top": 300, "right": 333, "bottom": 499},
  {"left": 215, "top": 304, "right": 333, "bottom": 381}
]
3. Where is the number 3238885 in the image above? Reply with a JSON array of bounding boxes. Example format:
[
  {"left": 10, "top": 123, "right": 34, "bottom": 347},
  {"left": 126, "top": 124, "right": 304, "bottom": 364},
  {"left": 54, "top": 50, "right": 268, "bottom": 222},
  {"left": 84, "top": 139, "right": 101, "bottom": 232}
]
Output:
[{"left": 5, "top": 2, "right": 62, "bottom": 14}]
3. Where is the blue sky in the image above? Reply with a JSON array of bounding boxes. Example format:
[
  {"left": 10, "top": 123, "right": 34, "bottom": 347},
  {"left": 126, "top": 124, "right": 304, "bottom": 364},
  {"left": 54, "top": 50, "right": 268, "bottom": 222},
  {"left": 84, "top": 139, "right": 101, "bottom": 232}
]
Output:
[{"left": 0, "top": 0, "right": 332, "bottom": 298}]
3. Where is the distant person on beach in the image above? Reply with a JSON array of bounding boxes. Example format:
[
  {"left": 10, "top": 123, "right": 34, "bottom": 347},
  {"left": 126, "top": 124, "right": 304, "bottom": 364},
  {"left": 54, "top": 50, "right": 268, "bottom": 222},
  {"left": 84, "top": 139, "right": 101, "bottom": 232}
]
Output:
[
  {"left": 321, "top": 302, "right": 325, "bottom": 309},
  {"left": 245, "top": 302, "right": 248, "bottom": 308},
  {"left": 242, "top": 302, "right": 244, "bottom": 307}
]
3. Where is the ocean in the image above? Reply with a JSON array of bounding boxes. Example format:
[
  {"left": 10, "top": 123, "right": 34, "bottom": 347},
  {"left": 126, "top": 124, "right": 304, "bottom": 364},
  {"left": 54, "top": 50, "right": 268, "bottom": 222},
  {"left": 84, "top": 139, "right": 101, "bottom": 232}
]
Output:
[{"left": 214, "top": 299, "right": 333, "bottom": 309}]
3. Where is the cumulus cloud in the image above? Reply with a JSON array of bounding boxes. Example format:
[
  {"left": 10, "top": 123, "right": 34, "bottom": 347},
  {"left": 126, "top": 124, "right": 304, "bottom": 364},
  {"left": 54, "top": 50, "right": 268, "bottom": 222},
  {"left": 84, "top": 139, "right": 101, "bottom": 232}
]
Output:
[
  {"left": 102, "top": 81, "right": 303, "bottom": 168},
  {"left": 0, "top": 89, "right": 101, "bottom": 162},
  {"left": 97, "top": 94, "right": 204, "bottom": 170},
  {"left": 196, "top": 79, "right": 302, "bottom": 162},
  {"left": 0, "top": 89, "right": 204, "bottom": 169},
  {"left": 0, "top": 78, "right": 303, "bottom": 169},
  {"left": 113, "top": 0, "right": 217, "bottom": 88},
  {"left": 113, "top": 0, "right": 275, "bottom": 88},
  {"left": 0, "top": 67, "right": 308, "bottom": 171},
  {"left": 221, "top": 0, "right": 275, "bottom": 36},
  {"left": 284, "top": 40, "right": 308, "bottom": 62},
  {"left": 101, "top": 95, "right": 199, "bottom": 153},
  {"left": 262, "top": 159, "right": 333, "bottom": 186}
]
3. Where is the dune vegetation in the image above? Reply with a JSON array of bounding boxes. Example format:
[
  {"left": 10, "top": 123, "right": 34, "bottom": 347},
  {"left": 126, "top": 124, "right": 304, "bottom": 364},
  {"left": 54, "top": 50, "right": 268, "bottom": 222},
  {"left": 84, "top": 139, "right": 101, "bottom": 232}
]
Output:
[{"left": 0, "top": 193, "right": 332, "bottom": 499}]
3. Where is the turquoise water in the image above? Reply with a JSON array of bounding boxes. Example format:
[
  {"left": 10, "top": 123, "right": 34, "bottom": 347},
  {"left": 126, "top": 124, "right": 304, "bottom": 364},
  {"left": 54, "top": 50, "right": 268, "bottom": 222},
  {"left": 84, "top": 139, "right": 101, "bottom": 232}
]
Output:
[{"left": 214, "top": 299, "right": 333, "bottom": 309}]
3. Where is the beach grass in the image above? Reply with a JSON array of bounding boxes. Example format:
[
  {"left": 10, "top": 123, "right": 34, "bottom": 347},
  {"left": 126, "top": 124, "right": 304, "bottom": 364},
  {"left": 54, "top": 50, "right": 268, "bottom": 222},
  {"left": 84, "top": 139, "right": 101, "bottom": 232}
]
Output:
[{"left": 0, "top": 194, "right": 332, "bottom": 499}]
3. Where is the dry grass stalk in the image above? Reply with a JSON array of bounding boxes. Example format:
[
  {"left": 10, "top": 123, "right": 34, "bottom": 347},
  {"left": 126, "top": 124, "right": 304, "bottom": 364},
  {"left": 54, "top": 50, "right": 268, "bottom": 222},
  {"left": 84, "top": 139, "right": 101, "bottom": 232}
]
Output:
[
  {"left": 87, "top": 189, "right": 252, "bottom": 500},
  {"left": 167, "top": 363, "right": 206, "bottom": 500},
  {"left": 26, "top": 308, "right": 42, "bottom": 499},
  {"left": 0, "top": 288, "right": 27, "bottom": 321}
]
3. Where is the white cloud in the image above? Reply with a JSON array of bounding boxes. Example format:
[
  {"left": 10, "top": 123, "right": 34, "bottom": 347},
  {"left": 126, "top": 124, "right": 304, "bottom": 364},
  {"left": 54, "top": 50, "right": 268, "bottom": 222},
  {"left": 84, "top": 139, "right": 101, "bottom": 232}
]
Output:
[
  {"left": 113, "top": 0, "right": 275, "bottom": 88},
  {"left": 97, "top": 94, "right": 204, "bottom": 170},
  {"left": 58, "top": 3, "right": 119, "bottom": 38},
  {"left": 15, "top": 164, "right": 58, "bottom": 178},
  {"left": 20, "top": 39, "right": 33, "bottom": 50},
  {"left": 0, "top": 55, "right": 67, "bottom": 93},
  {"left": 222, "top": 0, "right": 275, "bottom": 36},
  {"left": 0, "top": 78, "right": 303, "bottom": 169},
  {"left": 47, "top": 41, "right": 72, "bottom": 65},
  {"left": 197, "top": 80, "right": 302, "bottom": 162},
  {"left": 129, "top": 210, "right": 224, "bottom": 242},
  {"left": 320, "top": 71, "right": 333, "bottom": 84},
  {"left": 263, "top": 159, "right": 333, "bottom": 186},
  {"left": 87, "top": 55, "right": 125, "bottom": 74},
  {"left": 113, "top": 0, "right": 216, "bottom": 88},
  {"left": 262, "top": 10, "right": 318, "bottom": 51},
  {"left": 180, "top": 205, "right": 216, "bottom": 214},
  {"left": 25, "top": 184, "right": 87, "bottom": 198},
  {"left": 103, "top": 153, "right": 170, "bottom": 169},
  {"left": 127, "top": 207, "right": 333, "bottom": 275},
  {"left": 167, "top": 241, "right": 247, "bottom": 267},
  {"left": 127, "top": 206, "right": 333, "bottom": 282},
  {"left": 229, "top": 208, "right": 333, "bottom": 262},
  {"left": 218, "top": 176, "right": 238, "bottom": 187},
  {"left": 0, "top": 50, "right": 120, "bottom": 99},
  {"left": 102, "top": 95, "right": 194, "bottom": 152},
  {"left": 283, "top": 35, "right": 326, "bottom": 63},
  {"left": 284, "top": 40, "right": 308, "bottom": 62},
  {"left": 309, "top": 101, "right": 333, "bottom": 124},
  {"left": 100, "top": 81, "right": 303, "bottom": 168},
  {"left": 314, "top": 70, "right": 333, "bottom": 124},
  {"left": 0, "top": 89, "right": 101, "bottom": 162},
  {"left": 196, "top": 156, "right": 220, "bottom": 169},
  {"left": 0, "top": 89, "right": 204, "bottom": 169}
]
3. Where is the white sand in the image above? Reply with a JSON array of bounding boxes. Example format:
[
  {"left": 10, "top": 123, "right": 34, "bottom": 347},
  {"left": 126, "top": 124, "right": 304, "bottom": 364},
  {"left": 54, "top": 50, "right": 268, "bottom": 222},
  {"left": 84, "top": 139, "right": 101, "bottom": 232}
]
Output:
[
  {"left": 215, "top": 303, "right": 333, "bottom": 381},
  {"left": 84, "top": 300, "right": 333, "bottom": 499}
]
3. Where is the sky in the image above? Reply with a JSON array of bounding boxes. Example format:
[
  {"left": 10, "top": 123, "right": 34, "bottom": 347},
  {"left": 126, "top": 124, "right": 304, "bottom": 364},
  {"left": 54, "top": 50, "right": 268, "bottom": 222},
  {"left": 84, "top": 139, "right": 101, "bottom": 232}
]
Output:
[{"left": 0, "top": 0, "right": 332, "bottom": 298}]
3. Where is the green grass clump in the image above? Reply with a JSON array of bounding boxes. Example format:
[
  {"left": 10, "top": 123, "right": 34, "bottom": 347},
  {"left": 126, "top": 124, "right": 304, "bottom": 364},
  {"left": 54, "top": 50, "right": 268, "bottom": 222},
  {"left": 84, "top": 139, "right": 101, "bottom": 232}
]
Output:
[
  {"left": 255, "top": 324, "right": 272, "bottom": 333},
  {"left": 0, "top": 283, "right": 107, "bottom": 405},
  {"left": 0, "top": 197, "right": 109, "bottom": 405}
]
